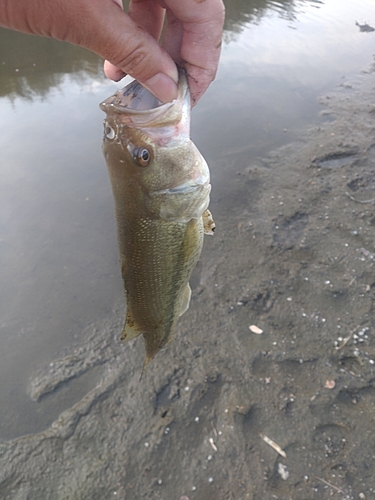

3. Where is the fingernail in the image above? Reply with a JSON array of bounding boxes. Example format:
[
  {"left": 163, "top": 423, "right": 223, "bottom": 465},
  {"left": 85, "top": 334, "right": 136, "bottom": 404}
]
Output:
[{"left": 142, "top": 73, "right": 178, "bottom": 103}]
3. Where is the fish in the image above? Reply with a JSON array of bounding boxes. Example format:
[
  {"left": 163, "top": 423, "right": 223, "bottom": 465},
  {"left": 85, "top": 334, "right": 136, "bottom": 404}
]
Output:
[{"left": 100, "top": 69, "right": 214, "bottom": 373}]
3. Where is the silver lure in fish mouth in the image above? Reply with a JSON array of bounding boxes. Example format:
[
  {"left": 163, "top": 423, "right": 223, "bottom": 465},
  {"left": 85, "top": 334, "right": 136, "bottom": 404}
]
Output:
[{"left": 99, "top": 68, "right": 190, "bottom": 132}]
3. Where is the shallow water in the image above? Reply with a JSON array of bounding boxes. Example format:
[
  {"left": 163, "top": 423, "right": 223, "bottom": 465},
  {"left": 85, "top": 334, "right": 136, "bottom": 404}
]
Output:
[{"left": 1, "top": 0, "right": 375, "bottom": 490}]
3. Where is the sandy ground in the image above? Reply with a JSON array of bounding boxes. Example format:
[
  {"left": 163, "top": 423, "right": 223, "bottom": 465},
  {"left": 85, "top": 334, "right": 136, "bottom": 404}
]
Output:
[{"left": 2, "top": 61, "right": 375, "bottom": 500}]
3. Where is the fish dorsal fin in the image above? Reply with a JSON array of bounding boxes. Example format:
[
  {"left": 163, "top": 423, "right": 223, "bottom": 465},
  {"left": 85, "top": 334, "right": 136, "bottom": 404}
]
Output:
[
  {"left": 179, "top": 284, "right": 192, "bottom": 317},
  {"left": 120, "top": 310, "right": 142, "bottom": 343}
]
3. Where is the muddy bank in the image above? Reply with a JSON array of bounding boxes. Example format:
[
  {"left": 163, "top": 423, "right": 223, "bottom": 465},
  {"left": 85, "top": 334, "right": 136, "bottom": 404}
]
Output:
[{"left": 2, "top": 61, "right": 375, "bottom": 500}]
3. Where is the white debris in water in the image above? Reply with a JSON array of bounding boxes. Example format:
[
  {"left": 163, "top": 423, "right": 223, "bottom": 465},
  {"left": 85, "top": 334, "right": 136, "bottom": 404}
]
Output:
[
  {"left": 208, "top": 477, "right": 213, "bottom": 483},
  {"left": 194, "top": 417, "right": 199, "bottom": 423}
]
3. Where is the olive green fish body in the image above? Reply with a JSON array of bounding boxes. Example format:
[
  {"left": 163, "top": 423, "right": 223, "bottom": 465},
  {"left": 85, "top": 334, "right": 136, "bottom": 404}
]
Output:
[{"left": 100, "top": 71, "right": 213, "bottom": 368}]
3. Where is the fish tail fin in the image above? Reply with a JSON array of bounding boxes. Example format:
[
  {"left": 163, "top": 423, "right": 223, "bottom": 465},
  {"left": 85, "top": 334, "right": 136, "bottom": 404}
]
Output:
[
  {"left": 139, "top": 352, "right": 154, "bottom": 381},
  {"left": 120, "top": 310, "right": 142, "bottom": 343},
  {"left": 140, "top": 335, "right": 164, "bottom": 379}
]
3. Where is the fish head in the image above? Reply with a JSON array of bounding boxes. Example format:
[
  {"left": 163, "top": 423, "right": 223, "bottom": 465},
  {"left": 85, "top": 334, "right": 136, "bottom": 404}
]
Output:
[{"left": 100, "top": 70, "right": 210, "bottom": 221}]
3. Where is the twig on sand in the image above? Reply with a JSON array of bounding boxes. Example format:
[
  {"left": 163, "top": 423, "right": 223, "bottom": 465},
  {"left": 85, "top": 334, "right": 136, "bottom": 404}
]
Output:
[
  {"left": 315, "top": 476, "right": 345, "bottom": 494},
  {"left": 346, "top": 191, "right": 375, "bottom": 204},
  {"left": 259, "top": 433, "right": 287, "bottom": 458},
  {"left": 209, "top": 437, "right": 218, "bottom": 452},
  {"left": 333, "top": 325, "right": 359, "bottom": 354}
]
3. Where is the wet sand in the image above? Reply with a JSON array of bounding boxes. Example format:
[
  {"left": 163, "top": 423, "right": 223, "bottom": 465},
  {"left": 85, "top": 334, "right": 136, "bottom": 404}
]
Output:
[{"left": 1, "top": 61, "right": 375, "bottom": 500}]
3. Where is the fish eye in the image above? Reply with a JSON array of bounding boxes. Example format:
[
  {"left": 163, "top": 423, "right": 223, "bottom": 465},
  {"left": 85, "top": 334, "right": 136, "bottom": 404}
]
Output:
[
  {"left": 134, "top": 147, "right": 151, "bottom": 167},
  {"left": 104, "top": 125, "right": 115, "bottom": 140}
]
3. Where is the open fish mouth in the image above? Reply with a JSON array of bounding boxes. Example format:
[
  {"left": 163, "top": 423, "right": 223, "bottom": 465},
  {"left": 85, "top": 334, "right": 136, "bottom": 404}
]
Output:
[{"left": 99, "top": 72, "right": 190, "bottom": 134}]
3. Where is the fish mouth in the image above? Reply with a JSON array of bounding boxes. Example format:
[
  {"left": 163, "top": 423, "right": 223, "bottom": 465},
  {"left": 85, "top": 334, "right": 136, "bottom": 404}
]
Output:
[{"left": 99, "top": 69, "right": 189, "bottom": 132}]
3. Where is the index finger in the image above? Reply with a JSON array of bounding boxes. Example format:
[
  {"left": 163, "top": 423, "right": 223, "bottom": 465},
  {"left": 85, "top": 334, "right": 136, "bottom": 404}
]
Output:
[{"left": 162, "top": 0, "right": 225, "bottom": 104}]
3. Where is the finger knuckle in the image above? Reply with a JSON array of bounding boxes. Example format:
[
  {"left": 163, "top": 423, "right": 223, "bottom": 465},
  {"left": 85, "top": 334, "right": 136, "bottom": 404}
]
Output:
[{"left": 114, "top": 43, "right": 150, "bottom": 76}]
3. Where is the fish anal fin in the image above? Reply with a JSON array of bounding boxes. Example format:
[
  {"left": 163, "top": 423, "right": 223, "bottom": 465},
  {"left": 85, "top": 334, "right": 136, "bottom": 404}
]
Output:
[
  {"left": 120, "top": 310, "right": 142, "bottom": 343},
  {"left": 202, "top": 209, "right": 215, "bottom": 235},
  {"left": 179, "top": 284, "right": 191, "bottom": 317}
]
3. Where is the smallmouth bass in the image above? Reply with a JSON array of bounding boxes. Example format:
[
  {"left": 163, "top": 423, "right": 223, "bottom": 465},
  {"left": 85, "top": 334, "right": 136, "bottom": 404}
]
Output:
[{"left": 100, "top": 70, "right": 214, "bottom": 372}]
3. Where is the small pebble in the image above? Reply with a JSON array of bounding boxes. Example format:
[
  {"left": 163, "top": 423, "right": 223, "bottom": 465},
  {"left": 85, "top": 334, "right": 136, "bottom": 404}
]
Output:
[
  {"left": 249, "top": 325, "right": 263, "bottom": 334},
  {"left": 324, "top": 379, "right": 335, "bottom": 389},
  {"left": 208, "top": 477, "right": 213, "bottom": 483}
]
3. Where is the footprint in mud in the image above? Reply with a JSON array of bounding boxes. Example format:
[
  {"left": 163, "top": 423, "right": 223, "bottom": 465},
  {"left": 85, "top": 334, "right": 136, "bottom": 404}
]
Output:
[
  {"left": 312, "top": 423, "right": 347, "bottom": 458},
  {"left": 273, "top": 212, "right": 309, "bottom": 248},
  {"left": 251, "top": 353, "right": 318, "bottom": 387},
  {"left": 310, "top": 148, "right": 359, "bottom": 169},
  {"left": 336, "top": 383, "right": 375, "bottom": 407},
  {"left": 28, "top": 324, "right": 119, "bottom": 401}
]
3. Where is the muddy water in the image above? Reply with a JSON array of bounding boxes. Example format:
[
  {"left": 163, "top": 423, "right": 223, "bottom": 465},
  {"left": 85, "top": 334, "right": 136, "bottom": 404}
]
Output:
[{"left": 1, "top": 0, "right": 375, "bottom": 498}]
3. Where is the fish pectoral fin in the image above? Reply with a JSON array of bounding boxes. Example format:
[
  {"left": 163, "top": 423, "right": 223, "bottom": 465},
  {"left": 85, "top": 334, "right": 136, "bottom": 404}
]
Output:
[
  {"left": 179, "top": 284, "right": 192, "bottom": 317},
  {"left": 202, "top": 209, "right": 215, "bottom": 235},
  {"left": 120, "top": 311, "right": 142, "bottom": 343}
]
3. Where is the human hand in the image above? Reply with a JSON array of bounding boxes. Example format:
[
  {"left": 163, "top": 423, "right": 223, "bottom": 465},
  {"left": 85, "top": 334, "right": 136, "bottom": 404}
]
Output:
[{"left": 0, "top": 0, "right": 225, "bottom": 104}]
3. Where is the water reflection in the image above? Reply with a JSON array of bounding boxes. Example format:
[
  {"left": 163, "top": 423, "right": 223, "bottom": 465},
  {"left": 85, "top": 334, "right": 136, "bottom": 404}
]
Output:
[
  {"left": 0, "top": 29, "right": 103, "bottom": 100},
  {"left": 223, "top": 0, "right": 303, "bottom": 36}
]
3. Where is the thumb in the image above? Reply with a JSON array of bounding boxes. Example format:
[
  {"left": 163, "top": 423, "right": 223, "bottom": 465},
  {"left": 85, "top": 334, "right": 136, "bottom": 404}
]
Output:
[{"left": 85, "top": 1, "right": 179, "bottom": 102}]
